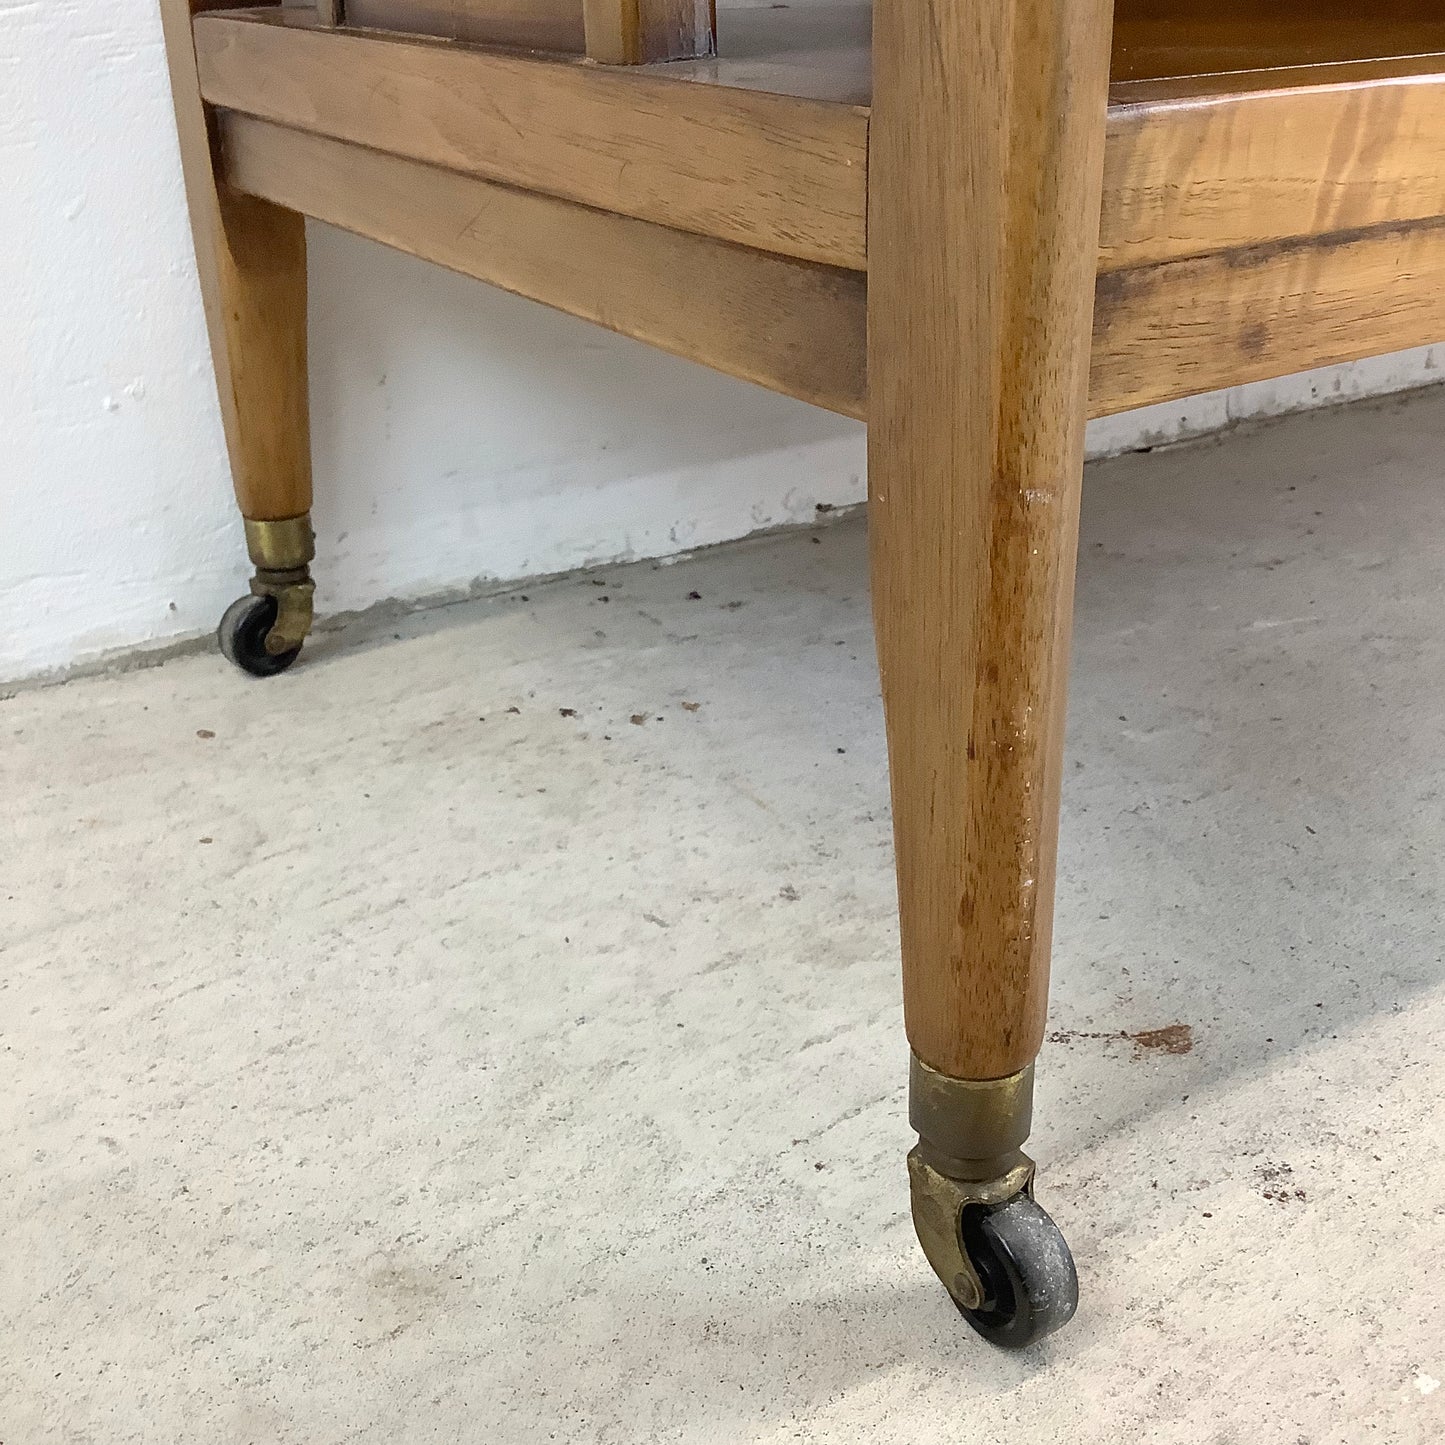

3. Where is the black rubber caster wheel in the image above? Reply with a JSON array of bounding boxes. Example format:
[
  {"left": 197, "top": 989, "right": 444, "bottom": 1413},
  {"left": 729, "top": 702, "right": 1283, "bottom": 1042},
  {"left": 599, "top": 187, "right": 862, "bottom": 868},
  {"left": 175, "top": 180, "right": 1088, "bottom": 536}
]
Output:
[
  {"left": 956, "top": 1195, "right": 1079, "bottom": 1349},
  {"left": 217, "top": 594, "right": 302, "bottom": 678}
]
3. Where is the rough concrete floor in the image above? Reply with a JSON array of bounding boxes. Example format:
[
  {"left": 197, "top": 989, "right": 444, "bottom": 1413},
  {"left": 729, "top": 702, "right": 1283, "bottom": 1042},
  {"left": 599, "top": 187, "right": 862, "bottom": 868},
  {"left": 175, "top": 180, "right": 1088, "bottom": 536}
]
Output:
[{"left": 6, "top": 390, "right": 1445, "bottom": 1444}]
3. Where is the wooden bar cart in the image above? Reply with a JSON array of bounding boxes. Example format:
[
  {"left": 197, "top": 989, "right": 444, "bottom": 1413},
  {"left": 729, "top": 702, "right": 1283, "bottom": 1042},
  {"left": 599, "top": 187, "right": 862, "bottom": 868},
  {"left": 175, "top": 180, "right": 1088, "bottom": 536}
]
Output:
[{"left": 160, "top": 0, "right": 1445, "bottom": 1347}]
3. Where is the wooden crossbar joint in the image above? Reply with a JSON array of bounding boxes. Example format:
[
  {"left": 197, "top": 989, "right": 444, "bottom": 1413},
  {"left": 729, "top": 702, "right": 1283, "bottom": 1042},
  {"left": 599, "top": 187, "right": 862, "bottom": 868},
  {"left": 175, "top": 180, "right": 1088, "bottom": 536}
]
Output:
[{"left": 583, "top": 0, "right": 715, "bottom": 64}]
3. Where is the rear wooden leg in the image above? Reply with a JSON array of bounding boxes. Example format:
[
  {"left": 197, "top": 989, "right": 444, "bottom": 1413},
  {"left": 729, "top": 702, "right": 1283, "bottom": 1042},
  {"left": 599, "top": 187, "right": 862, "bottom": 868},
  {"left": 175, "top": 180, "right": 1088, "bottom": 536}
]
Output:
[
  {"left": 159, "top": 0, "right": 315, "bottom": 677},
  {"left": 868, "top": 0, "right": 1113, "bottom": 1346}
]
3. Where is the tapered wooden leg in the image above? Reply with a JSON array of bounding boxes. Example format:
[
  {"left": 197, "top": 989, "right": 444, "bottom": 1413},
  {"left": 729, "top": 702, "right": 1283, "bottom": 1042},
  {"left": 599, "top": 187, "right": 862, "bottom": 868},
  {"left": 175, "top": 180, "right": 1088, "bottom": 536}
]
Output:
[
  {"left": 868, "top": 0, "right": 1113, "bottom": 1345},
  {"left": 159, "top": 0, "right": 315, "bottom": 675}
]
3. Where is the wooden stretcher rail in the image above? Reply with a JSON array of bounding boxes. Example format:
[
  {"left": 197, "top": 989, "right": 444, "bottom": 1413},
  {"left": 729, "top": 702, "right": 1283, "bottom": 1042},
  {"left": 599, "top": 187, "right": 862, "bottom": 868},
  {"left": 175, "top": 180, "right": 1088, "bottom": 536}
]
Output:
[
  {"left": 196, "top": 9, "right": 1445, "bottom": 278},
  {"left": 1105, "top": 65, "right": 1445, "bottom": 270},
  {"left": 1092, "top": 220, "right": 1445, "bottom": 410},
  {"left": 582, "top": 0, "right": 716, "bottom": 66},
  {"left": 1111, "top": 13, "right": 1445, "bottom": 82},
  {"left": 195, "top": 9, "right": 867, "bottom": 270},
  {"left": 219, "top": 116, "right": 1445, "bottom": 425},
  {"left": 219, "top": 114, "right": 867, "bottom": 415}
]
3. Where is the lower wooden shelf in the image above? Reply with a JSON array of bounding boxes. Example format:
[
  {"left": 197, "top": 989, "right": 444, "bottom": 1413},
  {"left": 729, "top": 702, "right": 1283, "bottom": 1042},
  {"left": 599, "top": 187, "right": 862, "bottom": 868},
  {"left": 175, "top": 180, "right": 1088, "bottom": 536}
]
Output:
[{"left": 219, "top": 113, "right": 1445, "bottom": 424}]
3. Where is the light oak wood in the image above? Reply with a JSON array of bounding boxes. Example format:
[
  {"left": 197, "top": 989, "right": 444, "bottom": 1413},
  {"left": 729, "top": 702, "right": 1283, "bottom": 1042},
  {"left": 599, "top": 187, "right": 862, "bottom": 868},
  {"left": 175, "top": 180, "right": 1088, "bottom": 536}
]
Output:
[
  {"left": 209, "top": 113, "right": 1445, "bottom": 434},
  {"left": 220, "top": 115, "right": 866, "bottom": 417},
  {"left": 193, "top": 8, "right": 1445, "bottom": 284},
  {"left": 192, "top": 8, "right": 866, "bottom": 269},
  {"left": 583, "top": 0, "right": 714, "bottom": 65},
  {"left": 1103, "top": 61, "right": 1445, "bottom": 271},
  {"left": 867, "top": 0, "right": 1115, "bottom": 1081},
  {"left": 1092, "top": 220, "right": 1445, "bottom": 414},
  {"left": 159, "top": 0, "right": 311, "bottom": 523}
]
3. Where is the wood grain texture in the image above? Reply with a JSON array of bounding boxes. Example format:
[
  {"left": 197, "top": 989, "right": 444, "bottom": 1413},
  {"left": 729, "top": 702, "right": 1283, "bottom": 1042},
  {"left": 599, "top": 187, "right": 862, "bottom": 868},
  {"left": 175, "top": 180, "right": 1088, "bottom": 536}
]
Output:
[
  {"left": 1092, "top": 220, "right": 1445, "bottom": 415},
  {"left": 209, "top": 106, "right": 1445, "bottom": 429},
  {"left": 159, "top": 0, "right": 311, "bottom": 523},
  {"left": 193, "top": 8, "right": 867, "bottom": 269},
  {"left": 1101, "top": 65, "right": 1445, "bottom": 271},
  {"left": 219, "top": 114, "right": 866, "bottom": 417},
  {"left": 1110, "top": 0, "right": 1445, "bottom": 82},
  {"left": 583, "top": 0, "right": 715, "bottom": 65},
  {"left": 191, "top": 8, "right": 1445, "bottom": 282},
  {"left": 867, "top": 0, "right": 1115, "bottom": 1081},
  {"left": 344, "top": 0, "right": 585, "bottom": 52}
]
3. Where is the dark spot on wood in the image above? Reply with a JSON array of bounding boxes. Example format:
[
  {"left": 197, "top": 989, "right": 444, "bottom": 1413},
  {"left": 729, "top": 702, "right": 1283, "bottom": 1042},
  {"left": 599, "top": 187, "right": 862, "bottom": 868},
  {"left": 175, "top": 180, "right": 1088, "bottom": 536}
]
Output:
[{"left": 1239, "top": 322, "right": 1269, "bottom": 358}]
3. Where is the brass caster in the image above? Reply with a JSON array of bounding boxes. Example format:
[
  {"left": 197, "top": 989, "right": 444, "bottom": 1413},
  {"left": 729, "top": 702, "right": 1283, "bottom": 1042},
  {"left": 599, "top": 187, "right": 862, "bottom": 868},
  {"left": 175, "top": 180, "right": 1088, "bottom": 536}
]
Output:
[
  {"left": 908, "top": 1147, "right": 1078, "bottom": 1349},
  {"left": 908, "top": 1055, "right": 1078, "bottom": 1349},
  {"left": 219, "top": 516, "right": 316, "bottom": 678}
]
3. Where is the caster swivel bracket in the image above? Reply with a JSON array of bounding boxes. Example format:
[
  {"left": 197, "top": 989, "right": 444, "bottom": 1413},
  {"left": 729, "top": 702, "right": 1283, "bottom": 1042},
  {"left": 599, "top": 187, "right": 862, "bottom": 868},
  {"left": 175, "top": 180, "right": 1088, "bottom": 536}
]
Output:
[
  {"left": 244, "top": 516, "right": 315, "bottom": 656},
  {"left": 908, "top": 1054, "right": 1078, "bottom": 1347},
  {"left": 908, "top": 1146, "right": 1035, "bottom": 1311},
  {"left": 219, "top": 515, "right": 316, "bottom": 677},
  {"left": 908, "top": 1055, "right": 1037, "bottom": 1311}
]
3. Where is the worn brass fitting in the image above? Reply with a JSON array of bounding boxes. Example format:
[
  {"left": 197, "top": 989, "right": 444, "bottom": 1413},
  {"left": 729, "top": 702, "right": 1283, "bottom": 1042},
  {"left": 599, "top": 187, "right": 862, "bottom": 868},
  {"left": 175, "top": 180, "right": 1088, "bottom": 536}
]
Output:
[
  {"left": 244, "top": 515, "right": 315, "bottom": 573},
  {"left": 909, "top": 1054, "right": 1033, "bottom": 1177},
  {"left": 907, "top": 1054, "right": 1037, "bottom": 1311},
  {"left": 243, "top": 515, "right": 316, "bottom": 655}
]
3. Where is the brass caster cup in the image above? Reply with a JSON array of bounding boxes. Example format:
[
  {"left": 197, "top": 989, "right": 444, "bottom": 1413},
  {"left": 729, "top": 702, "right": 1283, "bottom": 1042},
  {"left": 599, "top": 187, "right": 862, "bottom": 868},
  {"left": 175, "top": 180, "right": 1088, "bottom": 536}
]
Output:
[{"left": 243, "top": 515, "right": 316, "bottom": 654}]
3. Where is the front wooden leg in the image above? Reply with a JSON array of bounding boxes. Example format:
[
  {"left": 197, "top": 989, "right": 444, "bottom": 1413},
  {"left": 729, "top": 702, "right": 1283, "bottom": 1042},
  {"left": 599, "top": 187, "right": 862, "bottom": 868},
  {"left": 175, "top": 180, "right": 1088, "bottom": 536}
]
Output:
[
  {"left": 867, "top": 0, "right": 1113, "bottom": 1346},
  {"left": 159, "top": 0, "right": 315, "bottom": 676}
]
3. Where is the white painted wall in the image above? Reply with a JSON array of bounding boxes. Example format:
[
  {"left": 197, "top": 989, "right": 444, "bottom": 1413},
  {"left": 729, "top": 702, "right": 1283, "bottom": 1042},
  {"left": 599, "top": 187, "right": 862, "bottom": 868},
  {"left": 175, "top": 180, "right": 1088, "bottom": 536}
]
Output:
[{"left": 5, "top": 1, "right": 1445, "bottom": 684}]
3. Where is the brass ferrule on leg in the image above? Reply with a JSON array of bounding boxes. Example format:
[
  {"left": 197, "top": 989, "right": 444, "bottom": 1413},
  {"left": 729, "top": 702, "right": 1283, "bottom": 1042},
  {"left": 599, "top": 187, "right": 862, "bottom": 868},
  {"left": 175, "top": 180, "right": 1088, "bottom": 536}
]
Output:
[
  {"left": 909, "top": 1054, "right": 1034, "bottom": 1180},
  {"left": 243, "top": 515, "right": 316, "bottom": 655},
  {"left": 907, "top": 1054, "right": 1037, "bottom": 1311},
  {"left": 244, "top": 515, "right": 315, "bottom": 573}
]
